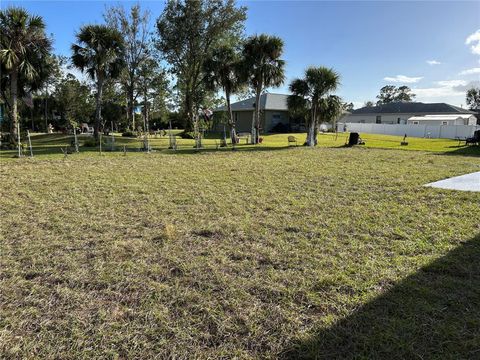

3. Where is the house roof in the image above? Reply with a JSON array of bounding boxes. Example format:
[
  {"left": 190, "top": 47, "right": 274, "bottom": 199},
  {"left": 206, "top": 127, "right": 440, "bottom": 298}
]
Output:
[
  {"left": 215, "top": 93, "right": 289, "bottom": 112},
  {"left": 408, "top": 114, "right": 475, "bottom": 121},
  {"left": 351, "top": 102, "right": 475, "bottom": 115}
]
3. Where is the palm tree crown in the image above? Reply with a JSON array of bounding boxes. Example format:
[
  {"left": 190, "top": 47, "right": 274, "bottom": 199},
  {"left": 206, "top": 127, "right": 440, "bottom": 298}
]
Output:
[
  {"left": 242, "top": 34, "right": 285, "bottom": 91},
  {"left": 0, "top": 7, "right": 51, "bottom": 79},
  {"left": 71, "top": 24, "right": 125, "bottom": 82},
  {"left": 203, "top": 45, "right": 243, "bottom": 96}
]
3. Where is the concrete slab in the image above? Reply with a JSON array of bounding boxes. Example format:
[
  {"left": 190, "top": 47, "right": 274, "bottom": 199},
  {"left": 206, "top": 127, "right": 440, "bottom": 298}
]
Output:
[{"left": 425, "top": 171, "right": 480, "bottom": 192}]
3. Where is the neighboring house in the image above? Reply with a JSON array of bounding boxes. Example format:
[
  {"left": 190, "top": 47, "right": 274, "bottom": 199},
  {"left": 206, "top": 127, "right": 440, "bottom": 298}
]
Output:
[
  {"left": 214, "top": 93, "right": 291, "bottom": 133},
  {"left": 213, "top": 93, "right": 348, "bottom": 133},
  {"left": 343, "top": 102, "right": 476, "bottom": 125}
]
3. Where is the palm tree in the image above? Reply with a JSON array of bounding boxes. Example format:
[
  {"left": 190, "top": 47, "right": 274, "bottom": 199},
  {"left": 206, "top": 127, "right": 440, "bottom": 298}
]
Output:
[
  {"left": 203, "top": 44, "right": 244, "bottom": 144},
  {"left": 0, "top": 7, "right": 52, "bottom": 144},
  {"left": 71, "top": 25, "right": 125, "bottom": 140},
  {"left": 287, "top": 67, "right": 340, "bottom": 146},
  {"left": 242, "top": 34, "right": 285, "bottom": 144},
  {"left": 319, "top": 95, "right": 343, "bottom": 136}
]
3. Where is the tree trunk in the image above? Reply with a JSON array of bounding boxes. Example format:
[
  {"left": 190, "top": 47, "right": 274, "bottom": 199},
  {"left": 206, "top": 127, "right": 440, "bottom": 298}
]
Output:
[
  {"left": 306, "top": 105, "right": 316, "bottom": 147},
  {"left": 313, "top": 122, "right": 319, "bottom": 146},
  {"left": 125, "top": 88, "right": 130, "bottom": 130},
  {"left": 10, "top": 71, "right": 18, "bottom": 145},
  {"left": 143, "top": 89, "right": 149, "bottom": 133},
  {"left": 184, "top": 91, "right": 194, "bottom": 132},
  {"left": 252, "top": 86, "right": 262, "bottom": 144},
  {"left": 94, "top": 77, "right": 104, "bottom": 141},
  {"left": 226, "top": 91, "right": 236, "bottom": 144},
  {"left": 44, "top": 87, "right": 48, "bottom": 132},
  {"left": 129, "top": 87, "right": 135, "bottom": 131}
]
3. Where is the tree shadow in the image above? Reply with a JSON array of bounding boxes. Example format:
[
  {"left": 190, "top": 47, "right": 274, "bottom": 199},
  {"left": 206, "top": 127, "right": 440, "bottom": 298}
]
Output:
[
  {"left": 0, "top": 143, "right": 300, "bottom": 158},
  {"left": 281, "top": 234, "right": 480, "bottom": 359},
  {"left": 158, "top": 144, "right": 297, "bottom": 155},
  {"left": 434, "top": 145, "right": 480, "bottom": 157}
]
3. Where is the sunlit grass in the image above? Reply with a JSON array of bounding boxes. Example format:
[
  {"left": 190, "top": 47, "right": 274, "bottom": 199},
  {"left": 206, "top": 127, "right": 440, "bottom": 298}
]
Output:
[
  {"left": 1, "top": 143, "right": 479, "bottom": 358},
  {"left": 1, "top": 131, "right": 478, "bottom": 159}
]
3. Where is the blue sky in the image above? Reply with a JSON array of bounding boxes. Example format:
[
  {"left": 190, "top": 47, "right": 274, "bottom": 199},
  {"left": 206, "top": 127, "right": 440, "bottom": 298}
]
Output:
[{"left": 3, "top": 0, "right": 480, "bottom": 108}]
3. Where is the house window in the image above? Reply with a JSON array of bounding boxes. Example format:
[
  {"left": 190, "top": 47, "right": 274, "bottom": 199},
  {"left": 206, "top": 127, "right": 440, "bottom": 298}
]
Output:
[
  {"left": 397, "top": 117, "right": 401, "bottom": 124},
  {"left": 442, "top": 121, "right": 448, "bottom": 125},
  {"left": 413, "top": 121, "right": 419, "bottom": 125},
  {"left": 376, "top": 115, "right": 381, "bottom": 124}
]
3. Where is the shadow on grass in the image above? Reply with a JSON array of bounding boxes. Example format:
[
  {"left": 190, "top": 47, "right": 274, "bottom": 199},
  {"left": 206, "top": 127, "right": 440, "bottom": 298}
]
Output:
[
  {"left": 281, "top": 234, "right": 480, "bottom": 359},
  {"left": 159, "top": 144, "right": 298, "bottom": 155},
  {"left": 434, "top": 145, "right": 480, "bottom": 157},
  {"left": 0, "top": 143, "right": 299, "bottom": 158}
]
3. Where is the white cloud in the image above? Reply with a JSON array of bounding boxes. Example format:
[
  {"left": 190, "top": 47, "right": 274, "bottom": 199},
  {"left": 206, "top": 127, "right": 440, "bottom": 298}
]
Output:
[
  {"left": 383, "top": 75, "right": 423, "bottom": 83},
  {"left": 414, "top": 86, "right": 464, "bottom": 98},
  {"left": 412, "top": 80, "right": 479, "bottom": 104},
  {"left": 436, "top": 80, "right": 467, "bottom": 87},
  {"left": 466, "top": 29, "right": 480, "bottom": 55},
  {"left": 426, "top": 60, "right": 441, "bottom": 65},
  {"left": 459, "top": 67, "right": 480, "bottom": 75}
]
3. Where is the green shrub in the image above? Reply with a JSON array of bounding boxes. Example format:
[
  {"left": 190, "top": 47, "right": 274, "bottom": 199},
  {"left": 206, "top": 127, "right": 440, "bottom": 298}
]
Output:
[
  {"left": 82, "top": 137, "right": 106, "bottom": 147},
  {"left": 271, "top": 123, "right": 290, "bottom": 133}
]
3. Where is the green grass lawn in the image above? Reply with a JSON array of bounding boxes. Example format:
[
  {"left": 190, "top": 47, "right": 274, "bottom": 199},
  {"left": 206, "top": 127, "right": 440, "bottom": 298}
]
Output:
[
  {"left": 1, "top": 140, "right": 479, "bottom": 358},
  {"left": 1, "top": 131, "right": 479, "bottom": 159}
]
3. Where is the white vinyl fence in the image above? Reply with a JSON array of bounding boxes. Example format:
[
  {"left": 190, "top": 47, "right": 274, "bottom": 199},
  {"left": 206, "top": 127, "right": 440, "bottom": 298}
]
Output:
[{"left": 337, "top": 123, "right": 479, "bottom": 139}]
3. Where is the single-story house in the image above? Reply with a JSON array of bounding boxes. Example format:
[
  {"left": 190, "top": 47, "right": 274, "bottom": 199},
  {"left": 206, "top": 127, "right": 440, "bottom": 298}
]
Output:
[
  {"left": 214, "top": 93, "right": 291, "bottom": 133},
  {"left": 342, "top": 102, "right": 477, "bottom": 125}
]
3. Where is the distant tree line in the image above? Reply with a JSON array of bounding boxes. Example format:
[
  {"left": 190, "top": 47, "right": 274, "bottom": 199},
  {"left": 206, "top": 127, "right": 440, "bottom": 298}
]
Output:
[
  {"left": 2, "top": 1, "right": 287, "bottom": 146},
  {"left": 7, "top": 1, "right": 473, "bottom": 148}
]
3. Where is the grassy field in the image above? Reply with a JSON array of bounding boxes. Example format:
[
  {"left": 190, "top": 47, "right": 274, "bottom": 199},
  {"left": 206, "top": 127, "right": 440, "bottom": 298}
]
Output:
[
  {"left": 1, "top": 131, "right": 479, "bottom": 159},
  {"left": 1, "top": 138, "right": 479, "bottom": 358}
]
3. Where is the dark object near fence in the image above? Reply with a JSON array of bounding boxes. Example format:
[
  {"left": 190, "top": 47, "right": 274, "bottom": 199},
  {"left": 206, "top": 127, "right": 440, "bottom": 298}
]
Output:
[
  {"left": 401, "top": 134, "right": 409, "bottom": 146},
  {"left": 348, "top": 132, "right": 365, "bottom": 146},
  {"left": 466, "top": 130, "right": 480, "bottom": 146}
]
